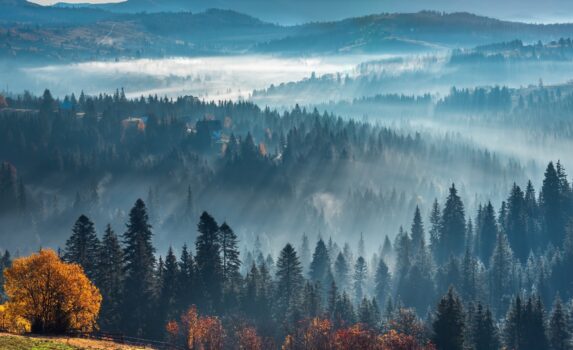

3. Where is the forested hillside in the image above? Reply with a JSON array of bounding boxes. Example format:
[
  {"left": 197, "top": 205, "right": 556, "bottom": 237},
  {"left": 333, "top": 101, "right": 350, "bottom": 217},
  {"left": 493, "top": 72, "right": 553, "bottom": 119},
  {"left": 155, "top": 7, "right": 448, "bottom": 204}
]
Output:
[{"left": 0, "top": 90, "right": 524, "bottom": 251}]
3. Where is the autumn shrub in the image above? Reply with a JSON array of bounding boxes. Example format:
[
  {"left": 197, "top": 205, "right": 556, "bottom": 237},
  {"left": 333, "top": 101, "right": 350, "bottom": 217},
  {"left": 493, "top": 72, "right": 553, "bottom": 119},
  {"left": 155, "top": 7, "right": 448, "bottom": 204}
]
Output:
[{"left": 3, "top": 249, "right": 101, "bottom": 334}]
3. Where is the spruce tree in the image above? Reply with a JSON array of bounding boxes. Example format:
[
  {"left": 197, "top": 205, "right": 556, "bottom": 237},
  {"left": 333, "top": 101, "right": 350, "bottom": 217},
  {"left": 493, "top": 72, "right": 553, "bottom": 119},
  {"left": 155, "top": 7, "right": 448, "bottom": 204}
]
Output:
[
  {"left": 472, "top": 303, "right": 499, "bottom": 350},
  {"left": 275, "top": 243, "right": 304, "bottom": 328},
  {"left": 159, "top": 247, "right": 179, "bottom": 325},
  {"left": 429, "top": 199, "right": 442, "bottom": 261},
  {"left": 433, "top": 288, "right": 465, "bottom": 350},
  {"left": 219, "top": 222, "right": 242, "bottom": 309},
  {"left": 64, "top": 214, "right": 100, "bottom": 280},
  {"left": 477, "top": 202, "right": 497, "bottom": 265},
  {"left": 353, "top": 256, "right": 367, "bottom": 305},
  {"left": 309, "top": 239, "right": 331, "bottom": 295},
  {"left": 334, "top": 252, "right": 350, "bottom": 292},
  {"left": 374, "top": 258, "right": 391, "bottom": 306},
  {"left": 121, "top": 199, "right": 156, "bottom": 336},
  {"left": 489, "top": 232, "right": 514, "bottom": 313},
  {"left": 541, "top": 161, "right": 565, "bottom": 246},
  {"left": 195, "top": 211, "right": 223, "bottom": 312},
  {"left": 176, "top": 244, "right": 195, "bottom": 312},
  {"left": 411, "top": 205, "right": 425, "bottom": 251},
  {"left": 97, "top": 224, "right": 123, "bottom": 331},
  {"left": 506, "top": 183, "right": 528, "bottom": 262},
  {"left": 439, "top": 184, "right": 466, "bottom": 262},
  {"left": 549, "top": 296, "right": 572, "bottom": 350}
]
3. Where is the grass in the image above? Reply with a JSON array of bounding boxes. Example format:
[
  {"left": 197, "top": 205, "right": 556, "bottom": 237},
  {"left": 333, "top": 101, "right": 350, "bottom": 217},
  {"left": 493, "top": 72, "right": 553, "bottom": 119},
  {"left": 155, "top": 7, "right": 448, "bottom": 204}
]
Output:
[{"left": 0, "top": 333, "right": 151, "bottom": 350}]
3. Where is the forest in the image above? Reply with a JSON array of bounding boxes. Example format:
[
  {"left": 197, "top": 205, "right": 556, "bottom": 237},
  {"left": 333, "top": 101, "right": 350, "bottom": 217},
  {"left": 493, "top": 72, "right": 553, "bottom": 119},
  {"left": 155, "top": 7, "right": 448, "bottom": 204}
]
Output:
[{"left": 2, "top": 159, "right": 573, "bottom": 349}]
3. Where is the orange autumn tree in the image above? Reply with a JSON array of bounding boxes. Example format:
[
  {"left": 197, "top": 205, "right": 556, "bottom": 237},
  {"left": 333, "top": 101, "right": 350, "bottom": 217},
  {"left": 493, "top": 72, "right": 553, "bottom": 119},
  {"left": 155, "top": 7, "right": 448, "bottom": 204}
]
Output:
[
  {"left": 237, "top": 326, "right": 263, "bottom": 350},
  {"left": 177, "top": 305, "right": 225, "bottom": 350},
  {"left": 2, "top": 249, "right": 101, "bottom": 334}
]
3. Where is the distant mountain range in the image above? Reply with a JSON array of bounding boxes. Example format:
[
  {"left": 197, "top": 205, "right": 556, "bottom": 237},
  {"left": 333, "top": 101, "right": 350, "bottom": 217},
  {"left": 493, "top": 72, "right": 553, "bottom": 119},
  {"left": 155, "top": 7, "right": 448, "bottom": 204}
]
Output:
[
  {"left": 3, "top": 0, "right": 573, "bottom": 61},
  {"left": 47, "top": 0, "right": 573, "bottom": 24}
]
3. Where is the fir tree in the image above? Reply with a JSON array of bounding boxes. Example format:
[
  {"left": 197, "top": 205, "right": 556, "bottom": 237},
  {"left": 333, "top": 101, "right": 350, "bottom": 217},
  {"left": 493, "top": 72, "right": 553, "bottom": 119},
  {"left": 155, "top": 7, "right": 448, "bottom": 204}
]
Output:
[
  {"left": 433, "top": 288, "right": 465, "bottom": 350},
  {"left": 275, "top": 243, "right": 304, "bottom": 328},
  {"left": 374, "top": 258, "right": 391, "bottom": 306},
  {"left": 219, "top": 222, "right": 242, "bottom": 309},
  {"left": 353, "top": 256, "right": 367, "bottom": 305},
  {"left": 477, "top": 201, "right": 497, "bottom": 265},
  {"left": 411, "top": 205, "right": 425, "bottom": 250},
  {"left": 64, "top": 214, "right": 100, "bottom": 280},
  {"left": 309, "top": 239, "right": 331, "bottom": 296},
  {"left": 97, "top": 224, "right": 123, "bottom": 330},
  {"left": 195, "top": 211, "right": 223, "bottom": 312},
  {"left": 121, "top": 199, "right": 156, "bottom": 336},
  {"left": 334, "top": 252, "right": 350, "bottom": 292},
  {"left": 439, "top": 184, "right": 466, "bottom": 262},
  {"left": 549, "top": 296, "right": 572, "bottom": 350}
]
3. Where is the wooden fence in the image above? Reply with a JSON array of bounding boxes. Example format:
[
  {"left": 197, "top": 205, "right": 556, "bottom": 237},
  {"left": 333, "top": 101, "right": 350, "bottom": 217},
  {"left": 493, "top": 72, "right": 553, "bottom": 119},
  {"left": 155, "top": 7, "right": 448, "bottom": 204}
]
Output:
[{"left": 68, "top": 330, "right": 186, "bottom": 350}]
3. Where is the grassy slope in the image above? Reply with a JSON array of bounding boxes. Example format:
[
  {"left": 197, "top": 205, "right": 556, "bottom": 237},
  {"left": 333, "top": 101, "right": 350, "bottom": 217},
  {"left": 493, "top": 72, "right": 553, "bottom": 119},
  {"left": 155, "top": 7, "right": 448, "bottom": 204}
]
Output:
[{"left": 0, "top": 333, "right": 150, "bottom": 350}]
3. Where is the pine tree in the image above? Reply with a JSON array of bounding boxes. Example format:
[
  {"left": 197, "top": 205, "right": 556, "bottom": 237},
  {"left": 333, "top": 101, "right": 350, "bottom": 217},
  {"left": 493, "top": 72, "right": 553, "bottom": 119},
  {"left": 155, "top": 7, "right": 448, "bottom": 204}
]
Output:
[
  {"left": 121, "top": 199, "right": 156, "bottom": 336},
  {"left": 275, "top": 243, "right": 304, "bottom": 328},
  {"left": 541, "top": 161, "right": 565, "bottom": 246},
  {"left": 334, "top": 252, "right": 350, "bottom": 292},
  {"left": 477, "top": 202, "right": 497, "bottom": 265},
  {"left": 411, "top": 205, "right": 425, "bottom": 251},
  {"left": 506, "top": 183, "right": 529, "bottom": 262},
  {"left": 309, "top": 239, "right": 331, "bottom": 296},
  {"left": 382, "top": 235, "right": 392, "bottom": 258},
  {"left": 353, "top": 256, "right": 367, "bottom": 305},
  {"left": 472, "top": 303, "right": 499, "bottom": 350},
  {"left": 159, "top": 247, "right": 179, "bottom": 329},
  {"left": 176, "top": 244, "right": 195, "bottom": 312},
  {"left": 489, "top": 232, "right": 514, "bottom": 313},
  {"left": 97, "top": 224, "right": 123, "bottom": 331},
  {"left": 195, "top": 211, "right": 223, "bottom": 312},
  {"left": 429, "top": 199, "right": 442, "bottom": 261},
  {"left": 439, "top": 184, "right": 466, "bottom": 262},
  {"left": 219, "top": 222, "right": 242, "bottom": 309},
  {"left": 549, "top": 296, "right": 572, "bottom": 350},
  {"left": 433, "top": 288, "right": 465, "bottom": 350},
  {"left": 374, "top": 258, "right": 391, "bottom": 306},
  {"left": 64, "top": 214, "right": 100, "bottom": 280},
  {"left": 402, "top": 238, "right": 435, "bottom": 315},
  {"left": 300, "top": 233, "right": 311, "bottom": 273}
]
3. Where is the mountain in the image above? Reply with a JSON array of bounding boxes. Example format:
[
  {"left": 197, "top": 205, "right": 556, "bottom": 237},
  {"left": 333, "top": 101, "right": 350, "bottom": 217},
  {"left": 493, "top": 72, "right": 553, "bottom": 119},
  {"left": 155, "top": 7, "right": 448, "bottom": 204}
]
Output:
[
  {"left": 48, "top": 0, "right": 573, "bottom": 24},
  {"left": 4, "top": 6, "right": 573, "bottom": 61}
]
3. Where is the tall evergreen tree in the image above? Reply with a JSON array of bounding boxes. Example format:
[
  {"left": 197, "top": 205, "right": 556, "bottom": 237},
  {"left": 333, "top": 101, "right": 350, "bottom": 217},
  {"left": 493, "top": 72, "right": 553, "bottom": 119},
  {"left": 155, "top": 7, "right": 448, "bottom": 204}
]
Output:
[
  {"left": 433, "top": 288, "right": 465, "bottom": 350},
  {"left": 309, "top": 239, "right": 331, "bottom": 295},
  {"left": 477, "top": 201, "right": 498, "bottom": 265},
  {"left": 97, "top": 224, "right": 123, "bottom": 331},
  {"left": 334, "top": 252, "right": 350, "bottom": 292},
  {"left": 471, "top": 303, "right": 499, "bottom": 350},
  {"left": 549, "top": 296, "right": 572, "bottom": 350},
  {"left": 176, "top": 244, "right": 195, "bottom": 312},
  {"left": 411, "top": 205, "right": 425, "bottom": 250},
  {"left": 541, "top": 162, "right": 566, "bottom": 246},
  {"left": 506, "top": 183, "right": 529, "bottom": 262},
  {"left": 121, "top": 199, "right": 156, "bottom": 336},
  {"left": 353, "top": 256, "right": 367, "bottom": 305},
  {"left": 275, "top": 243, "right": 304, "bottom": 329},
  {"left": 374, "top": 258, "right": 391, "bottom": 306},
  {"left": 429, "top": 199, "right": 442, "bottom": 261},
  {"left": 195, "top": 211, "right": 223, "bottom": 312},
  {"left": 64, "top": 214, "right": 100, "bottom": 280},
  {"left": 219, "top": 222, "right": 242, "bottom": 309},
  {"left": 439, "top": 184, "right": 466, "bottom": 262},
  {"left": 158, "top": 247, "right": 179, "bottom": 329},
  {"left": 489, "top": 232, "right": 514, "bottom": 313}
]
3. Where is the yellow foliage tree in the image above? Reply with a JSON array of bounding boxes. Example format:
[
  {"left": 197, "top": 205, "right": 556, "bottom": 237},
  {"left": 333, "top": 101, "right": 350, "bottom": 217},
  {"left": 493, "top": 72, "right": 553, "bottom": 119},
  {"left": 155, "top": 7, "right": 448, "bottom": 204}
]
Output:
[
  {"left": 0, "top": 303, "right": 31, "bottom": 334},
  {"left": 3, "top": 249, "right": 102, "bottom": 334}
]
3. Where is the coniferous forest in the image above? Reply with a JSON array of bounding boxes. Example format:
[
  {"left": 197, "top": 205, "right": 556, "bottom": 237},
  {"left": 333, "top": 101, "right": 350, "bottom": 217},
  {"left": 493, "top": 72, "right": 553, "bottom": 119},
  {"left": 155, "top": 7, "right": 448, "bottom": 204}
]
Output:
[{"left": 4, "top": 0, "right": 573, "bottom": 349}]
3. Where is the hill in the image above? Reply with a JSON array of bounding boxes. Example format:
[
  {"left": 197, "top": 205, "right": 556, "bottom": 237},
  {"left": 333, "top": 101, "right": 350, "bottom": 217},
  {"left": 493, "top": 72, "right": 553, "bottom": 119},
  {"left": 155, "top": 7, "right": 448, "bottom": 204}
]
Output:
[
  {"left": 0, "top": 333, "right": 153, "bottom": 349},
  {"left": 4, "top": 6, "right": 573, "bottom": 60}
]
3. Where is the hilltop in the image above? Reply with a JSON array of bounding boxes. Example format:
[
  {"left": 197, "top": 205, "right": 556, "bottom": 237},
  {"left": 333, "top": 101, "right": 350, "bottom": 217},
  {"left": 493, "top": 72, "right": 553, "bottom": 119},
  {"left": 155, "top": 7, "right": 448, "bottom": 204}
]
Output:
[{"left": 0, "top": 333, "right": 154, "bottom": 349}]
